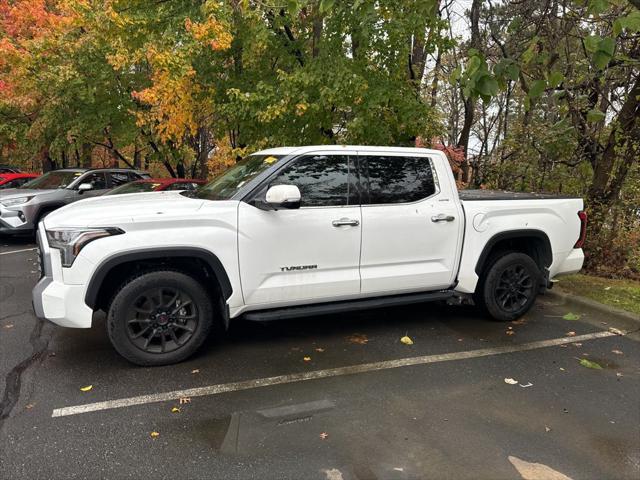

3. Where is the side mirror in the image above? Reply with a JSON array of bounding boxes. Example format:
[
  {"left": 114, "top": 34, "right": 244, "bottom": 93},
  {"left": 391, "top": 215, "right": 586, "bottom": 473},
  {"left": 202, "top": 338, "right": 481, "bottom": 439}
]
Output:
[
  {"left": 265, "top": 184, "right": 301, "bottom": 210},
  {"left": 77, "top": 183, "right": 93, "bottom": 194}
]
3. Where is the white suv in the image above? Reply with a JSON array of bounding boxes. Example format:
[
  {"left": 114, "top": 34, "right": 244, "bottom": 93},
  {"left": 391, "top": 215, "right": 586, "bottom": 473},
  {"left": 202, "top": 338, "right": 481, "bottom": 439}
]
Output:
[{"left": 33, "top": 146, "right": 586, "bottom": 365}]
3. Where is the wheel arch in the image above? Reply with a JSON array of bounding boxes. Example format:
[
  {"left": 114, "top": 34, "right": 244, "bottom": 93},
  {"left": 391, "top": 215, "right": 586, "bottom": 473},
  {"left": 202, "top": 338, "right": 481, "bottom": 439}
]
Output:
[
  {"left": 85, "top": 247, "right": 233, "bottom": 311},
  {"left": 475, "top": 229, "right": 552, "bottom": 278}
]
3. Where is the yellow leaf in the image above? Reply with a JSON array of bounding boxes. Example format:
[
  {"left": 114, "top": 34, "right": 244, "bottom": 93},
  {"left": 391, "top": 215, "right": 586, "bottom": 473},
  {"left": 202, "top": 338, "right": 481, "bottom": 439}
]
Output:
[
  {"left": 80, "top": 385, "right": 93, "bottom": 392},
  {"left": 400, "top": 335, "right": 413, "bottom": 345},
  {"left": 171, "top": 407, "right": 181, "bottom": 413},
  {"left": 303, "top": 356, "right": 311, "bottom": 362},
  {"left": 150, "top": 431, "right": 160, "bottom": 438}
]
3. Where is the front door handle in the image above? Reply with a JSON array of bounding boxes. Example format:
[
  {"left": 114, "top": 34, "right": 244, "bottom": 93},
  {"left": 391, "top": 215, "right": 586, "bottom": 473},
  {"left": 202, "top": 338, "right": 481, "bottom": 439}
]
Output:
[
  {"left": 332, "top": 218, "right": 360, "bottom": 227},
  {"left": 431, "top": 214, "right": 455, "bottom": 223}
]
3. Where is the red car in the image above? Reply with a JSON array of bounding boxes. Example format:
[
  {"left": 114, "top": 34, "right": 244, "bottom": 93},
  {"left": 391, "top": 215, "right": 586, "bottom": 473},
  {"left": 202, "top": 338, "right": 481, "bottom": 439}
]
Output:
[
  {"left": 106, "top": 178, "right": 207, "bottom": 195},
  {"left": 0, "top": 172, "right": 39, "bottom": 189}
]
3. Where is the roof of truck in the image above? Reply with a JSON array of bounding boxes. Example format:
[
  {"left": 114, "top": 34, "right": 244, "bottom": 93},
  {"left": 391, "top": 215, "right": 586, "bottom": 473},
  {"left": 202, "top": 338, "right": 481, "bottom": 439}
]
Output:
[{"left": 254, "top": 146, "right": 442, "bottom": 156}]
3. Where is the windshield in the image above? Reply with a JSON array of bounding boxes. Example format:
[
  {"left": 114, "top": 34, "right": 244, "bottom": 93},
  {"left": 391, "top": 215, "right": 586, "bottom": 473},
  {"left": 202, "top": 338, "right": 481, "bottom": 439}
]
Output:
[
  {"left": 20, "top": 170, "right": 83, "bottom": 190},
  {"left": 193, "top": 154, "right": 283, "bottom": 200},
  {"left": 107, "top": 181, "right": 161, "bottom": 195}
]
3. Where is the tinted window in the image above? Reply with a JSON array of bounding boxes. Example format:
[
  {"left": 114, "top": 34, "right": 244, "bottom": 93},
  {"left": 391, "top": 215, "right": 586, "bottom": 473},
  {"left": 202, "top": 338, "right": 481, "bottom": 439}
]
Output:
[
  {"left": 106, "top": 181, "right": 160, "bottom": 195},
  {"left": 271, "top": 155, "right": 356, "bottom": 207},
  {"left": 364, "top": 156, "right": 436, "bottom": 204},
  {"left": 81, "top": 172, "right": 107, "bottom": 189},
  {"left": 20, "top": 171, "right": 83, "bottom": 189},
  {"left": 109, "top": 172, "right": 130, "bottom": 187},
  {"left": 165, "top": 182, "right": 192, "bottom": 191}
]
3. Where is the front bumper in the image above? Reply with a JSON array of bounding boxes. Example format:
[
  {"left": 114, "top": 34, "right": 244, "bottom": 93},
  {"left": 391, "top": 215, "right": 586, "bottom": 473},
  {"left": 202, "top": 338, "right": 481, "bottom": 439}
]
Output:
[
  {"left": 0, "top": 204, "right": 35, "bottom": 234},
  {"left": 32, "top": 227, "right": 93, "bottom": 328}
]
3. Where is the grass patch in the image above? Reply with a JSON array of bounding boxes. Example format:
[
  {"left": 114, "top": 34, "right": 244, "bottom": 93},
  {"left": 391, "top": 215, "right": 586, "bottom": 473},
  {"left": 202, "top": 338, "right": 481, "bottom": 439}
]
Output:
[{"left": 556, "top": 274, "right": 640, "bottom": 315}]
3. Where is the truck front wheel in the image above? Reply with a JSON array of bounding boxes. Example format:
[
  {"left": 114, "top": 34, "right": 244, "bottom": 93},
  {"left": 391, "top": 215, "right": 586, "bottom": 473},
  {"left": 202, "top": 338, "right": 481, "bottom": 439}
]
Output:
[
  {"left": 479, "top": 252, "right": 541, "bottom": 322},
  {"left": 107, "top": 270, "right": 216, "bottom": 366}
]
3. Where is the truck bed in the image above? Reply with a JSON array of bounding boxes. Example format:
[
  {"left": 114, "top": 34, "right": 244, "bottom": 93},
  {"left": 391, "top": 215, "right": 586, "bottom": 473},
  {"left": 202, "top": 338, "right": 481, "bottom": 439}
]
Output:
[{"left": 459, "top": 189, "right": 580, "bottom": 201}]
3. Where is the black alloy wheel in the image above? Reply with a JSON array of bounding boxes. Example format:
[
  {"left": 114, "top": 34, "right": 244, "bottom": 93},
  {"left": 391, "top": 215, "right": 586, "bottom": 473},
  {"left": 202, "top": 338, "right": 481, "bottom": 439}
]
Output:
[
  {"left": 493, "top": 264, "right": 534, "bottom": 313},
  {"left": 126, "top": 287, "right": 199, "bottom": 354},
  {"left": 107, "top": 270, "right": 216, "bottom": 366},
  {"left": 479, "top": 252, "right": 541, "bottom": 322}
]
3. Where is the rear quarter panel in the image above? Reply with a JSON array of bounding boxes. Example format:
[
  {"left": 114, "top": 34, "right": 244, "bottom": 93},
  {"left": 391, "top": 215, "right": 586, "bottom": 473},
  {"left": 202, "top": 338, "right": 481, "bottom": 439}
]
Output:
[{"left": 456, "top": 197, "right": 584, "bottom": 293}]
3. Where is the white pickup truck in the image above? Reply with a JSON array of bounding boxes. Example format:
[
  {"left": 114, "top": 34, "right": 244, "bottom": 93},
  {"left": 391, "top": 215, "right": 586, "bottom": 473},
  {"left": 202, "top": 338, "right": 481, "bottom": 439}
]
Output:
[{"left": 32, "top": 146, "right": 586, "bottom": 365}]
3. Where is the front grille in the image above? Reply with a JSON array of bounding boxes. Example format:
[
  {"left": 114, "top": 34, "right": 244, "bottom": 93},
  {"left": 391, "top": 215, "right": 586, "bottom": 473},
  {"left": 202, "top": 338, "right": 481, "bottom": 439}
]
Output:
[{"left": 36, "top": 230, "right": 45, "bottom": 278}]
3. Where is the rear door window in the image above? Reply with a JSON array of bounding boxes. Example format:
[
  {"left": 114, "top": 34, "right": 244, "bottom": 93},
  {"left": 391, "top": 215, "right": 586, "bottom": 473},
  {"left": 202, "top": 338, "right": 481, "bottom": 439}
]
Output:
[
  {"left": 363, "top": 155, "right": 436, "bottom": 204},
  {"left": 109, "top": 172, "right": 130, "bottom": 187}
]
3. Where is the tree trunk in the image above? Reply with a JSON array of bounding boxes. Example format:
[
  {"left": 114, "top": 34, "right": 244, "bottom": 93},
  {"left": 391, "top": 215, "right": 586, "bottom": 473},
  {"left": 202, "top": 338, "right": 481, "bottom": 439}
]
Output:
[{"left": 456, "top": 0, "right": 481, "bottom": 184}]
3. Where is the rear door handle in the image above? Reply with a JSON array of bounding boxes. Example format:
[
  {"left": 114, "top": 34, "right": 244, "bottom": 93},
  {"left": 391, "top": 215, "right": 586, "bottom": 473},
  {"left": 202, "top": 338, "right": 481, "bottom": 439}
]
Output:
[
  {"left": 431, "top": 214, "right": 455, "bottom": 223},
  {"left": 332, "top": 218, "right": 360, "bottom": 227}
]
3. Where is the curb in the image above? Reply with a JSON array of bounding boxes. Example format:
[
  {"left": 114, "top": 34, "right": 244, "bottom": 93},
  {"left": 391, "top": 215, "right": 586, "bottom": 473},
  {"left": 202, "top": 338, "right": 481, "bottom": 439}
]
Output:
[{"left": 546, "top": 288, "right": 640, "bottom": 324}]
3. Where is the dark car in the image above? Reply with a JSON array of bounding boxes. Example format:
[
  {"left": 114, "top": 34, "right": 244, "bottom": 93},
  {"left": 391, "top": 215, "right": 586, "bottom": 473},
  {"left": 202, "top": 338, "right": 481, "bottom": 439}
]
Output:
[
  {"left": 106, "top": 178, "right": 206, "bottom": 195},
  {"left": 0, "top": 164, "right": 22, "bottom": 174}
]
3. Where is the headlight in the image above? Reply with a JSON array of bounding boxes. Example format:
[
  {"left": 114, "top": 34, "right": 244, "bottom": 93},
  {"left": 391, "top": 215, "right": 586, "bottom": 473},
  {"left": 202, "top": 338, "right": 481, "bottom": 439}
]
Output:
[
  {"left": 46, "top": 227, "right": 124, "bottom": 267},
  {"left": 1, "top": 196, "right": 34, "bottom": 207}
]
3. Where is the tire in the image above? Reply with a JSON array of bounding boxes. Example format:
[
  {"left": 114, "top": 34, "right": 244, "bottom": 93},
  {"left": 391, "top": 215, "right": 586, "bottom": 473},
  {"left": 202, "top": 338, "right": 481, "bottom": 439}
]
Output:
[
  {"left": 107, "top": 270, "right": 216, "bottom": 366},
  {"left": 479, "top": 252, "right": 541, "bottom": 322}
]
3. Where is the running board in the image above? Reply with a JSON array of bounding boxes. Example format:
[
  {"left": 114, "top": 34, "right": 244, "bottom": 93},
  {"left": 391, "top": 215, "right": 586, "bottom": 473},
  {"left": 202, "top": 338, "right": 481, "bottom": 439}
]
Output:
[{"left": 243, "top": 290, "right": 455, "bottom": 322}]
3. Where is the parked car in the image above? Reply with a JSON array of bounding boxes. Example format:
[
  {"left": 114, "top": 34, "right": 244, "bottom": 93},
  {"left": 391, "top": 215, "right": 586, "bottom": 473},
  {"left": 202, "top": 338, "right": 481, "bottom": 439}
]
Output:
[
  {"left": 0, "top": 168, "right": 149, "bottom": 235},
  {"left": 0, "top": 172, "right": 39, "bottom": 189},
  {"left": 0, "top": 164, "right": 22, "bottom": 174},
  {"left": 106, "top": 178, "right": 206, "bottom": 195},
  {"left": 33, "top": 146, "right": 586, "bottom": 365}
]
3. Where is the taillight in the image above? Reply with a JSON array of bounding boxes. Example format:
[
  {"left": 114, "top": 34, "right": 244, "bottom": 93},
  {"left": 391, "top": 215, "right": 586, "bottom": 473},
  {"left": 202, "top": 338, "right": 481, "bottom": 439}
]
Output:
[{"left": 574, "top": 211, "right": 587, "bottom": 248}]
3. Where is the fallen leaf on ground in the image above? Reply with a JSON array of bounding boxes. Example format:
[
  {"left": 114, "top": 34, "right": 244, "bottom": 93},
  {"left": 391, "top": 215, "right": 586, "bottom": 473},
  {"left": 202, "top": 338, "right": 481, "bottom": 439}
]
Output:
[
  {"left": 505, "top": 330, "right": 515, "bottom": 336},
  {"left": 545, "top": 426, "right": 551, "bottom": 432},
  {"left": 508, "top": 455, "right": 572, "bottom": 480},
  {"left": 25, "top": 403, "right": 35, "bottom": 410},
  {"left": 171, "top": 407, "right": 181, "bottom": 413},
  {"left": 563, "top": 312, "right": 580, "bottom": 321},
  {"left": 150, "top": 431, "right": 160, "bottom": 438},
  {"left": 579, "top": 358, "right": 603, "bottom": 370},
  {"left": 504, "top": 378, "right": 518, "bottom": 385},
  {"left": 559, "top": 367, "right": 565, "bottom": 371},
  {"left": 512, "top": 318, "right": 527, "bottom": 325},
  {"left": 315, "top": 348, "right": 325, "bottom": 353},
  {"left": 347, "top": 333, "right": 368, "bottom": 345},
  {"left": 611, "top": 349, "right": 623, "bottom": 355},
  {"left": 3, "top": 324, "right": 14, "bottom": 329},
  {"left": 566, "top": 331, "right": 576, "bottom": 337},
  {"left": 179, "top": 397, "right": 191, "bottom": 405},
  {"left": 393, "top": 467, "right": 404, "bottom": 472},
  {"left": 191, "top": 369, "right": 200, "bottom": 374},
  {"left": 400, "top": 335, "right": 414, "bottom": 345},
  {"left": 303, "top": 356, "right": 311, "bottom": 362},
  {"left": 80, "top": 385, "right": 93, "bottom": 392},
  {"left": 319, "top": 432, "right": 328, "bottom": 440}
]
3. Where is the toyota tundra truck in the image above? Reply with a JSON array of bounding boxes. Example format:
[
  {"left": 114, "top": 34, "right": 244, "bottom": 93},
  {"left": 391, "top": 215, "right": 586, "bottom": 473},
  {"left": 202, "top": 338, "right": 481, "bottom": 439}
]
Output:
[{"left": 32, "top": 146, "right": 586, "bottom": 365}]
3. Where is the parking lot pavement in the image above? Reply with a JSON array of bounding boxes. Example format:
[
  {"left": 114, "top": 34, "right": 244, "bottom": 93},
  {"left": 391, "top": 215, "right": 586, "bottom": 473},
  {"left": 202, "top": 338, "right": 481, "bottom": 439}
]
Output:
[{"left": 1, "top": 239, "right": 639, "bottom": 480}]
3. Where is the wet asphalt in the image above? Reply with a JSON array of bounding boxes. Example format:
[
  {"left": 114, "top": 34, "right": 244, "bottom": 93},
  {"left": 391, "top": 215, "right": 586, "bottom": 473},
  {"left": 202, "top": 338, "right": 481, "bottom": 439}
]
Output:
[{"left": 0, "top": 237, "right": 639, "bottom": 480}]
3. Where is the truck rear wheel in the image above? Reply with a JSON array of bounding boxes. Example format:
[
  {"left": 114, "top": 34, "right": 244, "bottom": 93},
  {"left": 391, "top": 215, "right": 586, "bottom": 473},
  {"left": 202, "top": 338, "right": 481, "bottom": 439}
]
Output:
[
  {"left": 479, "top": 252, "right": 541, "bottom": 322},
  {"left": 107, "top": 270, "right": 216, "bottom": 366}
]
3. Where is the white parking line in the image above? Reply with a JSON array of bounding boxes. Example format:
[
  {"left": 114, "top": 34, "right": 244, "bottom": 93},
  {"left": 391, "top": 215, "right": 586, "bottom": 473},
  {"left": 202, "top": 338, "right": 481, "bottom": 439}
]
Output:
[
  {"left": 0, "top": 247, "right": 37, "bottom": 256},
  {"left": 51, "top": 331, "right": 616, "bottom": 418}
]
